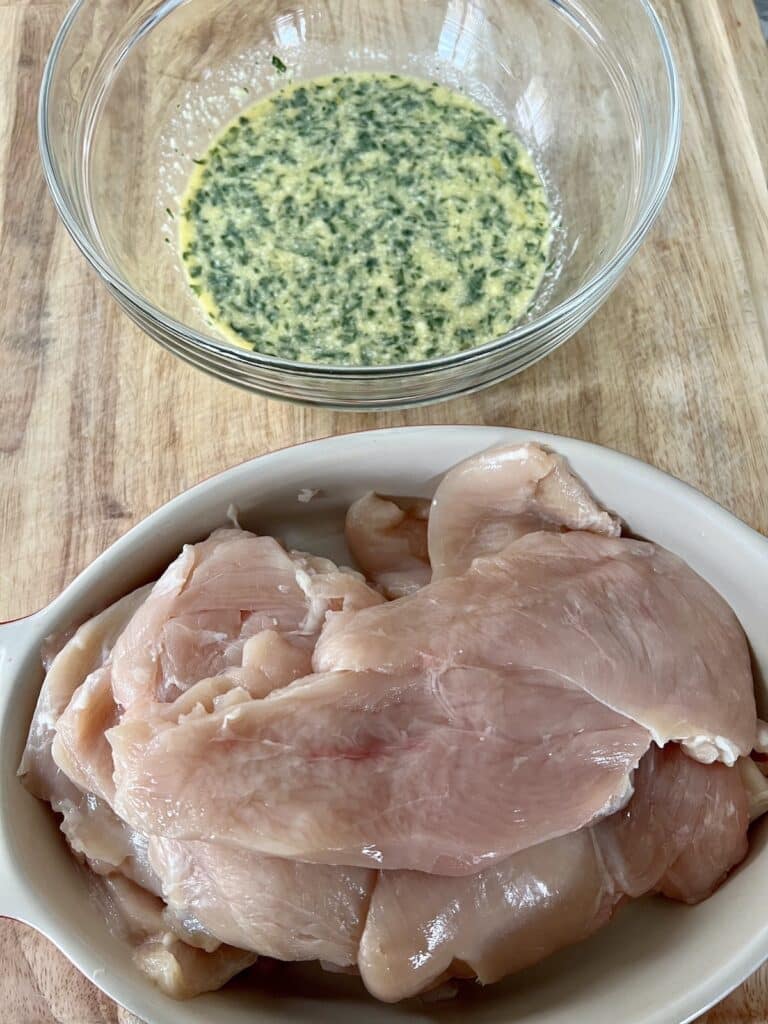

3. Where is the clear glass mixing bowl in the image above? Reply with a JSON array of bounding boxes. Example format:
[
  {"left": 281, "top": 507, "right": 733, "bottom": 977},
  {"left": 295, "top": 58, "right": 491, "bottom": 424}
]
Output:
[{"left": 39, "top": 0, "right": 680, "bottom": 409}]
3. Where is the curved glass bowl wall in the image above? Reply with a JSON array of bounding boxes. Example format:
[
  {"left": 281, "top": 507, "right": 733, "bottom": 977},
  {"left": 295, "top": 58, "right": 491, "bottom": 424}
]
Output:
[{"left": 40, "top": 0, "right": 681, "bottom": 409}]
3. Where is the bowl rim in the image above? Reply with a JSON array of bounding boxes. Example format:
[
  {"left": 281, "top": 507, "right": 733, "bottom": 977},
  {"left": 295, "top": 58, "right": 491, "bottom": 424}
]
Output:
[{"left": 38, "top": 0, "right": 681, "bottom": 376}]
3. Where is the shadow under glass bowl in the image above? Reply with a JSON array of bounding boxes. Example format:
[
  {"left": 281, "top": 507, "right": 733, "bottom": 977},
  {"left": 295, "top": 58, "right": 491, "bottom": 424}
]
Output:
[{"left": 39, "top": 0, "right": 681, "bottom": 410}]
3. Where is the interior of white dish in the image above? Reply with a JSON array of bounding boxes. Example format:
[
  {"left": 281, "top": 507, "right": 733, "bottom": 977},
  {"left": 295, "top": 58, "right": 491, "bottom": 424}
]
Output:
[{"left": 2, "top": 427, "right": 767, "bottom": 1024}]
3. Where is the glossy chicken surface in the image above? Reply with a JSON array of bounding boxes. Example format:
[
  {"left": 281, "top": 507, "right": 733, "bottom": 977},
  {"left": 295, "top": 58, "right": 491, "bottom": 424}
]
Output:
[
  {"left": 19, "top": 444, "right": 761, "bottom": 1002},
  {"left": 428, "top": 442, "right": 620, "bottom": 579},
  {"left": 345, "top": 492, "right": 431, "bottom": 597}
]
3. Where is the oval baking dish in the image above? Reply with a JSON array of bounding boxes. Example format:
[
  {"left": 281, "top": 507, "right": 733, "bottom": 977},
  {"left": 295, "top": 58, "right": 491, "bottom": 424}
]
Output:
[{"left": 1, "top": 426, "right": 767, "bottom": 1024}]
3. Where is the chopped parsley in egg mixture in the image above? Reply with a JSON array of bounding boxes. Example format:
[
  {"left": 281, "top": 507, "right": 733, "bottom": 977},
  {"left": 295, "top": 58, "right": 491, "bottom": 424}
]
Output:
[{"left": 179, "top": 73, "right": 552, "bottom": 366}]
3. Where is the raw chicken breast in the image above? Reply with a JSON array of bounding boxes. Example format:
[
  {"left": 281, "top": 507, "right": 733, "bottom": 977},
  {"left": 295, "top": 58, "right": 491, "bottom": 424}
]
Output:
[
  {"left": 35, "top": 779, "right": 160, "bottom": 900},
  {"left": 149, "top": 837, "right": 374, "bottom": 966},
  {"left": 345, "top": 493, "right": 431, "bottom": 597},
  {"left": 428, "top": 443, "right": 620, "bottom": 579},
  {"left": 108, "top": 666, "right": 649, "bottom": 874},
  {"left": 739, "top": 757, "right": 768, "bottom": 822},
  {"left": 358, "top": 744, "right": 749, "bottom": 1001},
  {"left": 17, "top": 444, "right": 762, "bottom": 1006},
  {"left": 52, "top": 667, "right": 118, "bottom": 802},
  {"left": 100, "top": 874, "right": 256, "bottom": 999},
  {"left": 359, "top": 829, "right": 616, "bottom": 1002},
  {"left": 596, "top": 744, "right": 749, "bottom": 904},
  {"left": 317, "top": 531, "right": 756, "bottom": 763},
  {"left": 50, "top": 666, "right": 169, "bottom": 895},
  {"left": 110, "top": 529, "right": 382, "bottom": 708},
  {"left": 17, "top": 582, "right": 163, "bottom": 892},
  {"left": 19, "top": 584, "right": 151, "bottom": 800},
  {"left": 237, "top": 629, "right": 313, "bottom": 698},
  {"left": 18, "top": 584, "right": 179, "bottom": 898},
  {"left": 19, "top": 540, "right": 378, "bottom": 978},
  {"left": 48, "top": 673, "right": 375, "bottom": 974}
]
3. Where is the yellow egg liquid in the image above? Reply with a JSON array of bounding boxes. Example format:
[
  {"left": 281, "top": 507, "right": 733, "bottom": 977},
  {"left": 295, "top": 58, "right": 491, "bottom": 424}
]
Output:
[{"left": 180, "top": 73, "right": 551, "bottom": 366}]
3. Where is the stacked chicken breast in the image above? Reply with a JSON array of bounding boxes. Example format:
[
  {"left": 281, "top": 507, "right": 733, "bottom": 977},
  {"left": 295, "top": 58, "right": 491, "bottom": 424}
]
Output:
[{"left": 19, "top": 445, "right": 760, "bottom": 1001}]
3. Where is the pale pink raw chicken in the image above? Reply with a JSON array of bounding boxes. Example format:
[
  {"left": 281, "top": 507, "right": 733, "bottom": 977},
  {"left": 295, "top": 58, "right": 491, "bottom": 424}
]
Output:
[
  {"left": 358, "top": 745, "right": 749, "bottom": 1001},
  {"left": 108, "top": 479, "right": 754, "bottom": 869},
  {"left": 20, "top": 584, "right": 151, "bottom": 803},
  {"left": 149, "top": 837, "right": 374, "bottom": 966},
  {"left": 18, "top": 443, "right": 761, "bottom": 1005},
  {"left": 428, "top": 443, "right": 621, "bottom": 579},
  {"left": 19, "top": 531, "right": 384, "bottom": 995},
  {"left": 317, "top": 531, "right": 756, "bottom": 764},
  {"left": 99, "top": 873, "right": 257, "bottom": 999},
  {"left": 110, "top": 528, "right": 383, "bottom": 709},
  {"left": 345, "top": 493, "right": 431, "bottom": 597},
  {"left": 108, "top": 665, "right": 650, "bottom": 874},
  {"left": 18, "top": 583, "right": 256, "bottom": 995},
  {"left": 19, "top": 584, "right": 157, "bottom": 883}
]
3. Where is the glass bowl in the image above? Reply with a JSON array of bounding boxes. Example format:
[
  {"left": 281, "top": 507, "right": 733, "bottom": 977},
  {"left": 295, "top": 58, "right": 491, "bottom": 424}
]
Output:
[{"left": 39, "top": 0, "right": 680, "bottom": 410}]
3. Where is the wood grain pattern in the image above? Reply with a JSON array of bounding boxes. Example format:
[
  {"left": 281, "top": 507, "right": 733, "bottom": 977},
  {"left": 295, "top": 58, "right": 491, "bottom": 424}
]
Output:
[{"left": 0, "top": 0, "right": 766, "bottom": 1020}]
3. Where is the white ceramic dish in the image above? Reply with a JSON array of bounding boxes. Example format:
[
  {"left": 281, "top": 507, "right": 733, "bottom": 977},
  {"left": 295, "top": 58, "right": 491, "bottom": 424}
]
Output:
[{"left": 1, "top": 425, "right": 767, "bottom": 1024}]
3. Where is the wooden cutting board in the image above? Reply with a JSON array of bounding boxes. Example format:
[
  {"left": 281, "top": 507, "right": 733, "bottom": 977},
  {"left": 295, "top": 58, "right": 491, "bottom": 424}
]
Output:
[{"left": 1, "top": 0, "right": 766, "bottom": 1020}]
